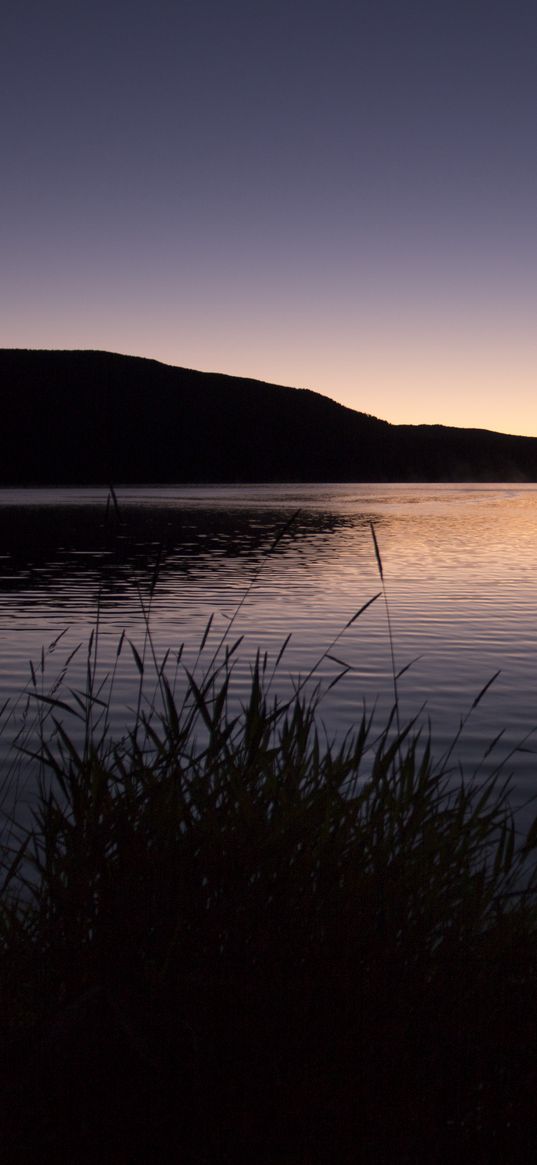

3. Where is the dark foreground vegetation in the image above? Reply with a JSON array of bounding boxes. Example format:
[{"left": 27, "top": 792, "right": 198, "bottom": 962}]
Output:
[
  {"left": 3, "top": 347, "right": 537, "bottom": 482},
  {"left": 1, "top": 628, "right": 537, "bottom": 1163}
]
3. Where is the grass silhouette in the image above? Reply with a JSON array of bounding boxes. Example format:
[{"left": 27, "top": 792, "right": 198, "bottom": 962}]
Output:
[{"left": 1, "top": 517, "right": 537, "bottom": 1163}]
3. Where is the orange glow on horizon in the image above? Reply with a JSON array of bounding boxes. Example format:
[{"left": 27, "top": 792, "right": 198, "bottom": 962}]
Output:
[{"left": 2, "top": 293, "right": 536, "bottom": 439}]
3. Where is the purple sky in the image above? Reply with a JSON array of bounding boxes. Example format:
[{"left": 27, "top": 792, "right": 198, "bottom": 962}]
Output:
[{"left": 2, "top": 0, "right": 536, "bottom": 434}]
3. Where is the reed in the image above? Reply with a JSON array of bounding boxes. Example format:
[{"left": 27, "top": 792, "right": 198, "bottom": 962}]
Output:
[{"left": 1, "top": 528, "right": 537, "bottom": 1162}]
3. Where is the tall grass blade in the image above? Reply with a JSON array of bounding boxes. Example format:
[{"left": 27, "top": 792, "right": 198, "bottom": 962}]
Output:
[
  {"left": 345, "top": 592, "right": 382, "bottom": 629},
  {"left": 370, "top": 520, "right": 384, "bottom": 581},
  {"left": 128, "top": 640, "right": 144, "bottom": 676},
  {"left": 471, "top": 669, "right": 501, "bottom": 710},
  {"left": 109, "top": 483, "right": 123, "bottom": 522},
  {"left": 200, "top": 613, "right": 214, "bottom": 653}
]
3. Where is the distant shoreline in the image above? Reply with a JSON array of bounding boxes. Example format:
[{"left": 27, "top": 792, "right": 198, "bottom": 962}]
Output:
[{"left": 2, "top": 348, "right": 537, "bottom": 484}]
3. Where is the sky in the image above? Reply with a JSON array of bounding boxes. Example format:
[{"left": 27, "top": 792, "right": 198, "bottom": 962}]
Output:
[{"left": 2, "top": 0, "right": 536, "bottom": 435}]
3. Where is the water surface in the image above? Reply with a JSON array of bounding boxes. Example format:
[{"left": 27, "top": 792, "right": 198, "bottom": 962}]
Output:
[{"left": 1, "top": 484, "right": 537, "bottom": 827}]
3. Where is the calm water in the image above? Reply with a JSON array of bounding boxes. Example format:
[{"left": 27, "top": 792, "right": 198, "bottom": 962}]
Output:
[{"left": 2, "top": 483, "right": 537, "bottom": 828}]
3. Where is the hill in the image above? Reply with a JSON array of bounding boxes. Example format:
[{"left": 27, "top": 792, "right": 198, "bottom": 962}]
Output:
[{"left": 1, "top": 348, "right": 536, "bottom": 483}]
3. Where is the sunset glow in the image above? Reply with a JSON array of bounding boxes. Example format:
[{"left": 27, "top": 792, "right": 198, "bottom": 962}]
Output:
[{"left": 2, "top": 0, "right": 536, "bottom": 436}]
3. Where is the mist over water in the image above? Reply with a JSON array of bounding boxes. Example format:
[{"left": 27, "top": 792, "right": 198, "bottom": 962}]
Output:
[{"left": 1, "top": 483, "right": 537, "bottom": 828}]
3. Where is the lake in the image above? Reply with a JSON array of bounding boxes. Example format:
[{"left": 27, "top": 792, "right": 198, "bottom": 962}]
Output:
[{"left": 1, "top": 483, "right": 537, "bottom": 830}]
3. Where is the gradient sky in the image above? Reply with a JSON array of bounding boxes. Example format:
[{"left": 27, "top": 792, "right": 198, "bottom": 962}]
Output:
[{"left": 2, "top": 0, "right": 536, "bottom": 435}]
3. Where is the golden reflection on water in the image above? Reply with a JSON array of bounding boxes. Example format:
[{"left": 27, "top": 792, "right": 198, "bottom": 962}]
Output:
[{"left": 1, "top": 484, "right": 537, "bottom": 823}]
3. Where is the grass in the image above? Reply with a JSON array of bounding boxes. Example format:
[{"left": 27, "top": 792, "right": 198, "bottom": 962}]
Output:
[{"left": 1, "top": 518, "right": 537, "bottom": 1162}]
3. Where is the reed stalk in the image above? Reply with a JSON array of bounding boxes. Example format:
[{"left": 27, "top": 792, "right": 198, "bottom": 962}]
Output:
[{"left": 0, "top": 510, "right": 537, "bottom": 1162}]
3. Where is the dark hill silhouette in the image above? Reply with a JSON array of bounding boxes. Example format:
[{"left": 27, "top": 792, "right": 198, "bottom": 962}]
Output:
[{"left": 1, "top": 348, "right": 536, "bottom": 483}]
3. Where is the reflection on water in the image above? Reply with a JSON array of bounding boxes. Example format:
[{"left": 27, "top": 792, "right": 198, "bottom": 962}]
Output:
[{"left": 1, "top": 483, "right": 537, "bottom": 826}]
